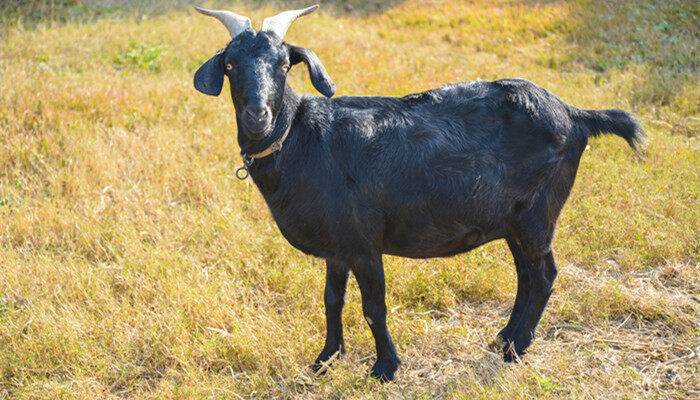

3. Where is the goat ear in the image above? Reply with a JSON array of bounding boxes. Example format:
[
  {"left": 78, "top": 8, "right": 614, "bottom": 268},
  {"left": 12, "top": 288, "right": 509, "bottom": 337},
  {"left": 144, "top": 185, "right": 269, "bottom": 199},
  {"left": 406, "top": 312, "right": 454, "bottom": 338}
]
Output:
[
  {"left": 194, "top": 50, "right": 225, "bottom": 96},
  {"left": 289, "top": 45, "right": 336, "bottom": 98}
]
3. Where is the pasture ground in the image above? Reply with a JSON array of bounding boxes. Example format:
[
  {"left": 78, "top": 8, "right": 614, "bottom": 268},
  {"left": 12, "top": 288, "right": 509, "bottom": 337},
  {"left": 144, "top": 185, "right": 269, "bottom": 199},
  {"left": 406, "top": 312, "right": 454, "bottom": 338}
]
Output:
[{"left": 0, "top": 1, "right": 698, "bottom": 398}]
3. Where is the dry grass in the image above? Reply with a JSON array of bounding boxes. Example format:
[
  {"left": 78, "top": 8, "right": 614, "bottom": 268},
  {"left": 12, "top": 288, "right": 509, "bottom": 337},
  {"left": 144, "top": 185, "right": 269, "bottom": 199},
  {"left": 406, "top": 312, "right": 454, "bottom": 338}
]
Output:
[{"left": 0, "top": 0, "right": 698, "bottom": 399}]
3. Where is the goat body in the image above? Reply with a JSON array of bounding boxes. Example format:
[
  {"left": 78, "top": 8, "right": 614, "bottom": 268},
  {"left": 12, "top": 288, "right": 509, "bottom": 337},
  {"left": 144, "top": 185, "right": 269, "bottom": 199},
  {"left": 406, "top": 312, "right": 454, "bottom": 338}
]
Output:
[
  {"left": 238, "top": 77, "right": 642, "bottom": 380},
  {"left": 193, "top": 18, "right": 642, "bottom": 380},
  {"left": 249, "top": 78, "right": 638, "bottom": 262}
]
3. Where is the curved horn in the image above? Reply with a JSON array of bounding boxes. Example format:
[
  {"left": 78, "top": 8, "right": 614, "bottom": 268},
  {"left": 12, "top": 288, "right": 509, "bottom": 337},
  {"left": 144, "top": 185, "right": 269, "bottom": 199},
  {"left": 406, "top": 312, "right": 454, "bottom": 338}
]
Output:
[
  {"left": 261, "top": 4, "right": 319, "bottom": 39},
  {"left": 195, "top": 6, "right": 252, "bottom": 39}
]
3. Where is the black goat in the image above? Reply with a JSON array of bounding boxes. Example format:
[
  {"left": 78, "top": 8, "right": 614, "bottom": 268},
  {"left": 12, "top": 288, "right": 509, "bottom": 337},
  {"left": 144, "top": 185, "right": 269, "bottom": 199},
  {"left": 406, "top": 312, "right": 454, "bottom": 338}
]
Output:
[{"left": 193, "top": 5, "right": 643, "bottom": 381}]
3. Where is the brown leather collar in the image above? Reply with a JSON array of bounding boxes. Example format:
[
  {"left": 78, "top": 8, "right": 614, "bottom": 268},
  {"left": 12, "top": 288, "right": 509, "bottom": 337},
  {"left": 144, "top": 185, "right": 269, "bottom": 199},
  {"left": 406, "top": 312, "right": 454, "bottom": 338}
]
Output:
[
  {"left": 235, "top": 124, "right": 292, "bottom": 180},
  {"left": 247, "top": 124, "right": 291, "bottom": 159}
]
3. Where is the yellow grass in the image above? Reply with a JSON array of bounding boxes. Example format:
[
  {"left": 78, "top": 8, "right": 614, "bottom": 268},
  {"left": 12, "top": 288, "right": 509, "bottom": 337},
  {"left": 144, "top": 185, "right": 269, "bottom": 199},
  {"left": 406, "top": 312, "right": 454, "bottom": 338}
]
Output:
[{"left": 0, "top": 0, "right": 698, "bottom": 398}]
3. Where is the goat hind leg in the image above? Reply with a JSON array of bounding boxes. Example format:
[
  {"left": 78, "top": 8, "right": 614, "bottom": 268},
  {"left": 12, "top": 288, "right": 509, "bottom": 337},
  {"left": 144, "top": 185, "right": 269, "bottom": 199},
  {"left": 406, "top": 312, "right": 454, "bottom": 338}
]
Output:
[
  {"left": 503, "top": 250, "right": 557, "bottom": 362},
  {"left": 492, "top": 238, "right": 533, "bottom": 354}
]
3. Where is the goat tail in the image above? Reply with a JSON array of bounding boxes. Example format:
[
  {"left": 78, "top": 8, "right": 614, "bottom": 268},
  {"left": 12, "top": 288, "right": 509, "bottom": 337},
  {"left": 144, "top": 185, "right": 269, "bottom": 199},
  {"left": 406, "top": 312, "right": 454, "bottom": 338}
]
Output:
[{"left": 575, "top": 109, "right": 645, "bottom": 150}]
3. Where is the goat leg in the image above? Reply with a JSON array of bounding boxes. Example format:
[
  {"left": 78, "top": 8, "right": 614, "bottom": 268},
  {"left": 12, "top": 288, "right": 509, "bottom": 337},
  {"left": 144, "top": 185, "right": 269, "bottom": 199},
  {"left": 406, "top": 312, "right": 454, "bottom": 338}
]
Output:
[
  {"left": 492, "top": 238, "right": 534, "bottom": 353},
  {"left": 312, "top": 259, "right": 349, "bottom": 374},
  {"left": 502, "top": 250, "right": 558, "bottom": 361},
  {"left": 353, "top": 256, "right": 401, "bottom": 382}
]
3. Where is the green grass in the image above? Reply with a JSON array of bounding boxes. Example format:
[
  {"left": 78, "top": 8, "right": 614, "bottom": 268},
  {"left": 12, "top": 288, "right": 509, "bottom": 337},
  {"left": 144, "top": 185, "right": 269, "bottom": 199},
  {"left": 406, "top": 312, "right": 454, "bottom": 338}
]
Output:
[{"left": 0, "top": 0, "right": 698, "bottom": 398}]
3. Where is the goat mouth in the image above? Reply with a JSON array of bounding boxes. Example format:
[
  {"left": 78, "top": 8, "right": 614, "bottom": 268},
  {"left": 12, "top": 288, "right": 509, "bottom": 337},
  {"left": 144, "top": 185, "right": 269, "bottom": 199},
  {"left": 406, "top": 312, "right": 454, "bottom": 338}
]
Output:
[{"left": 244, "top": 123, "right": 271, "bottom": 139}]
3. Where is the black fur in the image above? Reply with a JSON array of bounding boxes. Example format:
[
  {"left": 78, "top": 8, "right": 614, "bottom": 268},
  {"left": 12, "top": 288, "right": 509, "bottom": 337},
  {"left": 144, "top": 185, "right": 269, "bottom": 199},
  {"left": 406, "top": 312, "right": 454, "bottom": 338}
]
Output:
[{"left": 194, "top": 33, "right": 643, "bottom": 381}]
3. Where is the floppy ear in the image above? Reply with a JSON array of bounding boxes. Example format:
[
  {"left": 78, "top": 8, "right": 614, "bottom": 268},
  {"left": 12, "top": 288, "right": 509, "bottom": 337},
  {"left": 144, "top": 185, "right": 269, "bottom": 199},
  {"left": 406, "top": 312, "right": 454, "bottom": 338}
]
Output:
[
  {"left": 194, "top": 50, "right": 225, "bottom": 96},
  {"left": 288, "top": 45, "right": 336, "bottom": 98}
]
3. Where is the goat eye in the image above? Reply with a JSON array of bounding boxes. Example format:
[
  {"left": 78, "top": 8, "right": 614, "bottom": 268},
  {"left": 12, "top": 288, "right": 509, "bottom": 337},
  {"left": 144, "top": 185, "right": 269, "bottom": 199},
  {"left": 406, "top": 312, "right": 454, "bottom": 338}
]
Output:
[
  {"left": 281, "top": 65, "right": 289, "bottom": 72},
  {"left": 225, "top": 63, "right": 233, "bottom": 71}
]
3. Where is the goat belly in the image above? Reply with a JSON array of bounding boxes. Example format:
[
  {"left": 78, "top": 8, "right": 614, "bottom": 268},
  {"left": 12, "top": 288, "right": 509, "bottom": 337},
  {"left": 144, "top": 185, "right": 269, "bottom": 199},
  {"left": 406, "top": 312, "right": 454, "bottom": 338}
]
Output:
[{"left": 383, "top": 219, "right": 500, "bottom": 258}]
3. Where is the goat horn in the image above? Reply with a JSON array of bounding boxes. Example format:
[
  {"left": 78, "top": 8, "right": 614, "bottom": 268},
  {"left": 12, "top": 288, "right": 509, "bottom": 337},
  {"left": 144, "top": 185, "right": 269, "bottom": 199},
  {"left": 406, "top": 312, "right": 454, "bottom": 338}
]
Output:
[
  {"left": 195, "top": 6, "right": 252, "bottom": 39},
  {"left": 261, "top": 4, "right": 319, "bottom": 39}
]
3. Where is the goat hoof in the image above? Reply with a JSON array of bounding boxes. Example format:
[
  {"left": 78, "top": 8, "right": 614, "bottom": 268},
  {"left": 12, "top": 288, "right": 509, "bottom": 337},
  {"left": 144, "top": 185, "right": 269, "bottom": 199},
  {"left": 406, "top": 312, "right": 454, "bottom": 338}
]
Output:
[
  {"left": 502, "top": 347, "right": 525, "bottom": 362},
  {"left": 489, "top": 334, "right": 509, "bottom": 352},
  {"left": 370, "top": 359, "right": 400, "bottom": 382},
  {"left": 490, "top": 333, "right": 529, "bottom": 362},
  {"left": 311, "top": 348, "right": 343, "bottom": 375},
  {"left": 310, "top": 361, "right": 326, "bottom": 375},
  {"left": 500, "top": 337, "right": 528, "bottom": 363}
]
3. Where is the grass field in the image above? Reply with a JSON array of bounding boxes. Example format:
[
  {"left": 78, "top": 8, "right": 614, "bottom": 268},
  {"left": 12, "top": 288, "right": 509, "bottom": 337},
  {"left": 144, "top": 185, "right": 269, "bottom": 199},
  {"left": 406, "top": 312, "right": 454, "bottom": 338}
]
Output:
[{"left": 0, "top": 0, "right": 698, "bottom": 398}]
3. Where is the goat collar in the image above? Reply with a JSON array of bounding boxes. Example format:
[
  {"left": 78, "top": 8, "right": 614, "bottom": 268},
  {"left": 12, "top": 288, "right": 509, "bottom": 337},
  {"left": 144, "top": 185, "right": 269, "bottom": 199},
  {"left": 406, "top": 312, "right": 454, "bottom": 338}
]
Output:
[
  {"left": 246, "top": 123, "right": 291, "bottom": 160},
  {"left": 236, "top": 124, "right": 291, "bottom": 180}
]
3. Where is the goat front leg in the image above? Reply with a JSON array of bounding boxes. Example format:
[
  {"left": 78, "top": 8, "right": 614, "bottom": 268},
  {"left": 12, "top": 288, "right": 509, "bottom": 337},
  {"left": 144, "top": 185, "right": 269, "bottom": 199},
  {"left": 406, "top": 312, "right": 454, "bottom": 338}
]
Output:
[
  {"left": 352, "top": 256, "right": 400, "bottom": 382},
  {"left": 312, "top": 259, "right": 349, "bottom": 373}
]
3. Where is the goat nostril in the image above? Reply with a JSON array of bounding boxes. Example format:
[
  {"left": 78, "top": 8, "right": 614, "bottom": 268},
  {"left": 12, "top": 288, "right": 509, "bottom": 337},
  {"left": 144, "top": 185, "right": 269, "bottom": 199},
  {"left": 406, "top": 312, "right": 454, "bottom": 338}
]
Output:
[{"left": 246, "top": 107, "right": 268, "bottom": 121}]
